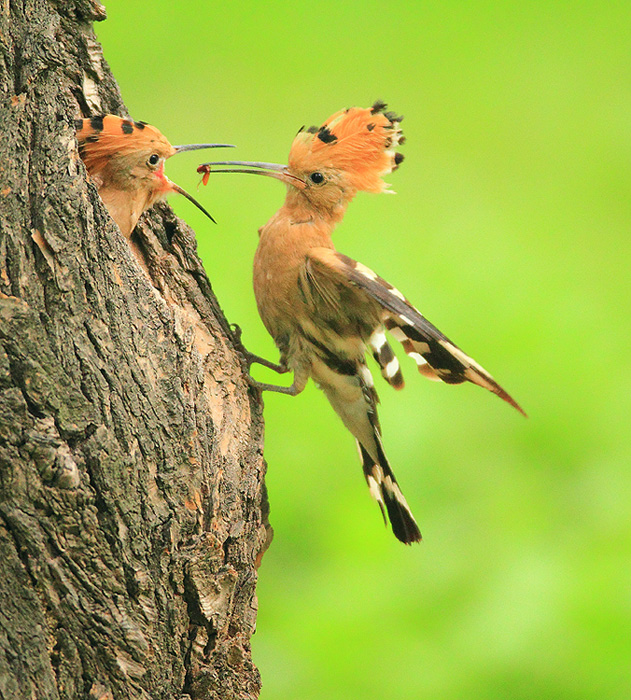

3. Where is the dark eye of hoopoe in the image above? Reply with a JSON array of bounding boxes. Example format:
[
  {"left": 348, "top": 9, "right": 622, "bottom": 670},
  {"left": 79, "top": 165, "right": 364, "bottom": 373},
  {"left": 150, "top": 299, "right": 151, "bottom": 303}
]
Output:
[
  {"left": 147, "top": 153, "right": 160, "bottom": 167},
  {"left": 309, "top": 171, "right": 325, "bottom": 185}
]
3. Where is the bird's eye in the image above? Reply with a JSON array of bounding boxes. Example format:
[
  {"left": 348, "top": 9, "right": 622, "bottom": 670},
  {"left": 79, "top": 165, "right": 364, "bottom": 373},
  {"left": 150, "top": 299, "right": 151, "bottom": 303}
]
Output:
[
  {"left": 309, "top": 171, "right": 325, "bottom": 185},
  {"left": 148, "top": 154, "right": 160, "bottom": 166}
]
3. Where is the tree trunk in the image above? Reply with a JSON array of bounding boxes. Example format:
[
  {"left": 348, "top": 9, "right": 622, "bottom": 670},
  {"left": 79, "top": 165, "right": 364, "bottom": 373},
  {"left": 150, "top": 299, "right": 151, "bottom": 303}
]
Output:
[{"left": 0, "top": 2, "right": 269, "bottom": 698}]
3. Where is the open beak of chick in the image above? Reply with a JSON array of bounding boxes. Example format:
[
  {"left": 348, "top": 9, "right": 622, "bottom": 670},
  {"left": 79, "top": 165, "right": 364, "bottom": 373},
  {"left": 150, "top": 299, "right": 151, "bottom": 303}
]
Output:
[
  {"left": 168, "top": 144, "right": 236, "bottom": 223},
  {"left": 196, "top": 160, "right": 307, "bottom": 190}
]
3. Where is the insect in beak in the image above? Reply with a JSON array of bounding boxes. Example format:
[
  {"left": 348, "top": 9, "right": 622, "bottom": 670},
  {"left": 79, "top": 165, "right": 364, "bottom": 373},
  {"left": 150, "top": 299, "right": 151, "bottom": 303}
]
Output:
[
  {"left": 167, "top": 144, "right": 236, "bottom": 223},
  {"left": 197, "top": 161, "right": 307, "bottom": 189}
]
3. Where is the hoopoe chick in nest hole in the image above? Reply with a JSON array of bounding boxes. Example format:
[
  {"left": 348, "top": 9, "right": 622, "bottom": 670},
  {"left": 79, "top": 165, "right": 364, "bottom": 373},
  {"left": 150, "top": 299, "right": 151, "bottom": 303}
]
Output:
[
  {"left": 198, "top": 101, "right": 525, "bottom": 545},
  {"left": 75, "top": 115, "right": 233, "bottom": 237}
]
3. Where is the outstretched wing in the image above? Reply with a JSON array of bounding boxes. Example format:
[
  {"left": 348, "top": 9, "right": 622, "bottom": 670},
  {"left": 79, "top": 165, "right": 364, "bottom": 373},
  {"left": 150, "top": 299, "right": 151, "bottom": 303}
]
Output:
[{"left": 303, "top": 247, "right": 525, "bottom": 416}]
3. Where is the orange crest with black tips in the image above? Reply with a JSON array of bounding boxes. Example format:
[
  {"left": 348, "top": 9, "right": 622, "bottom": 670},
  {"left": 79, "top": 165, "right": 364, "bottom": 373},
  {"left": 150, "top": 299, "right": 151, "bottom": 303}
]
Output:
[
  {"left": 75, "top": 115, "right": 175, "bottom": 176},
  {"left": 288, "top": 101, "right": 404, "bottom": 193}
]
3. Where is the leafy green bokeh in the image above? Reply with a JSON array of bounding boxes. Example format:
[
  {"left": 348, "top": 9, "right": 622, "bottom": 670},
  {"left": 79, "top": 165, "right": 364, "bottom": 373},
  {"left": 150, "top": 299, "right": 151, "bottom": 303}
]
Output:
[{"left": 98, "top": 3, "right": 631, "bottom": 698}]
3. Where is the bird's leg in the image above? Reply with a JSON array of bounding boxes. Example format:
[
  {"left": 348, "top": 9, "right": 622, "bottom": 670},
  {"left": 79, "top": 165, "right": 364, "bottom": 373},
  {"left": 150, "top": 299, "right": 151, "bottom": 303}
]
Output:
[
  {"left": 245, "top": 376, "right": 301, "bottom": 396},
  {"left": 231, "top": 324, "right": 303, "bottom": 395},
  {"left": 231, "top": 323, "right": 288, "bottom": 374},
  {"left": 246, "top": 366, "right": 308, "bottom": 396},
  {"left": 246, "top": 354, "right": 288, "bottom": 374}
]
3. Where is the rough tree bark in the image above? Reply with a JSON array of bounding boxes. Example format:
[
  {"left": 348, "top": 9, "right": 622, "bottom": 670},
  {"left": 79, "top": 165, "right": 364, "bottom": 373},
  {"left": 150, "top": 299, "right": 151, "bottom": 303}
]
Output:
[{"left": 0, "top": 2, "right": 270, "bottom": 698}]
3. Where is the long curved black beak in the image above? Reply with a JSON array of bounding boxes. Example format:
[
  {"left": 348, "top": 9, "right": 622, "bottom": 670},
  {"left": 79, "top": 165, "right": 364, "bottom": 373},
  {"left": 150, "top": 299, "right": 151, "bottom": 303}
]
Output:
[
  {"left": 169, "top": 181, "right": 217, "bottom": 224},
  {"left": 173, "top": 143, "right": 235, "bottom": 153},
  {"left": 197, "top": 160, "right": 306, "bottom": 189}
]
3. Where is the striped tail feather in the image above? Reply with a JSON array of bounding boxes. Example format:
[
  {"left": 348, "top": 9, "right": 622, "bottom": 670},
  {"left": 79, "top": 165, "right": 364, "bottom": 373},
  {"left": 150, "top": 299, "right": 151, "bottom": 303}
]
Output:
[
  {"left": 352, "top": 362, "right": 420, "bottom": 543},
  {"left": 368, "top": 328, "right": 405, "bottom": 389},
  {"left": 312, "top": 354, "right": 421, "bottom": 544},
  {"left": 357, "top": 441, "right": 421, "bottom": 544}
]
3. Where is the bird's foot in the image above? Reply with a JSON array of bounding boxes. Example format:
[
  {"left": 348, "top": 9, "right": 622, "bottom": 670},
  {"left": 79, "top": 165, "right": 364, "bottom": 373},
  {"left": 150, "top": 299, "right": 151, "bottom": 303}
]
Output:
[
  {"left": 230, "top": 324, "right": 293, "bottom": 394},
  {"left": 230, "top": 323, "right": 288, "bottom": 374},
  {"left": 245, "top": 373, "right": 300, "bottom": 396}
]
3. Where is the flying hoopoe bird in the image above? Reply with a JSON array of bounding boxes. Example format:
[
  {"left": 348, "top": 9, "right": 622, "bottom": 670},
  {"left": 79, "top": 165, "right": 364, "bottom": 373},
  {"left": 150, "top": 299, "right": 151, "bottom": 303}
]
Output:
[
  {"left": 75, "top": 115, "right": 233, "bottom": 237},
  {"left": 198, "top": 101, "right": 525, "bottom": 544}
]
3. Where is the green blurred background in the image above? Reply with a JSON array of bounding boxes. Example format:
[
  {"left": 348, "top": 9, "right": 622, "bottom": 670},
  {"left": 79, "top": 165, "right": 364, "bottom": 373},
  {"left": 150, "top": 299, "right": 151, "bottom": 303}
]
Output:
[{"left": 97, "top": 3, "right": 630, "bottom": 698}]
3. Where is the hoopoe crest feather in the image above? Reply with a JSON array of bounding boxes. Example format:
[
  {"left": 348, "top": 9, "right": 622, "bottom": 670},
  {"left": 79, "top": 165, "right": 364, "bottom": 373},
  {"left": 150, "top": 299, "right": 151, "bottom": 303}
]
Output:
[
  {"left": 288, "top": 101, "right": 404, "bottom": 193},
  {"left": 76, "top": 115, "right": 232, "bottom": 237},
  {"left": 76, "top": 116, "right": 177, "bottom": 173},
  {"left": 197, "top": 101, "right": 525, "bottom": 545}
]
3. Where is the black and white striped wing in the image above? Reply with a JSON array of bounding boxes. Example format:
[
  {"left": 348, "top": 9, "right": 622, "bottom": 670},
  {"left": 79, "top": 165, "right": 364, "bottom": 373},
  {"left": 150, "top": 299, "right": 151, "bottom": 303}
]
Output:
[{"left": 305, "top": 248, "right": 525, "bottom": 415}]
